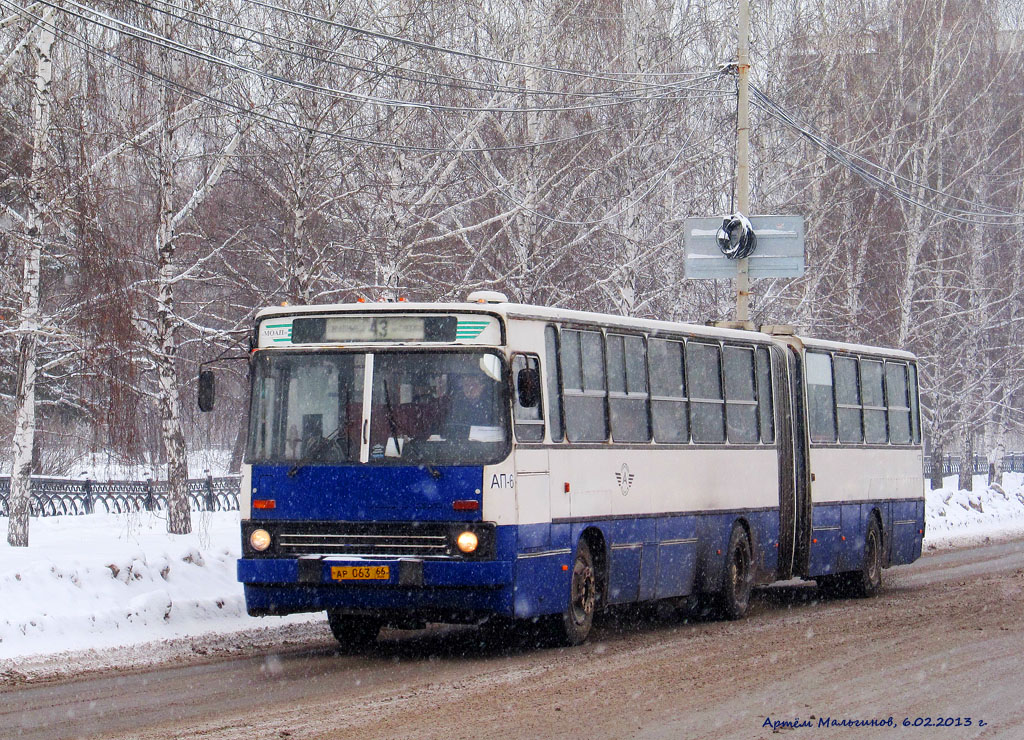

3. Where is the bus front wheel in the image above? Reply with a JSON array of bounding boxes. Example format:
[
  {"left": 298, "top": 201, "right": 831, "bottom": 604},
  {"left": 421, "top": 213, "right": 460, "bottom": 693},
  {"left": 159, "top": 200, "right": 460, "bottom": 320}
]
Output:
[
  {"left": 549, "top": 539, "right": 597, "bottom": 646},
  {"left": 717, "top": 524, "right": 753, "bottom": 620},
  {"left": 327, "top": 611, "right": 382, "bottom": 651}
]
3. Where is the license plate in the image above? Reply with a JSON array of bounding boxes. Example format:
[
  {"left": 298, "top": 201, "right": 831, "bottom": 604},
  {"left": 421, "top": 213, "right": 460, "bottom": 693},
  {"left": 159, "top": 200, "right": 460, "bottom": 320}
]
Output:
[{"left": 330, "top": 565, "right": 390, "bottom": 581}]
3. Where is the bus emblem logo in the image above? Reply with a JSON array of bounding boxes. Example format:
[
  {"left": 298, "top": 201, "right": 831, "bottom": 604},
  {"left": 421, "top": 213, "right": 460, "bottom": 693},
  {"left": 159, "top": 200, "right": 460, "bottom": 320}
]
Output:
[{"left": 615, "top": 464, "right": 635, "bottom": 496}]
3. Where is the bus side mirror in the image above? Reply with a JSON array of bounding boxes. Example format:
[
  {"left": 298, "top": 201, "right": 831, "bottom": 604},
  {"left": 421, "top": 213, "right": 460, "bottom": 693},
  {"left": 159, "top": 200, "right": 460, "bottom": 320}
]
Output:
[
  {"left": 517, "top": 368, "right": 541, "bottom": 408},
  {"left": 198, "top": 370, "right": 216, "bottom": 412}
]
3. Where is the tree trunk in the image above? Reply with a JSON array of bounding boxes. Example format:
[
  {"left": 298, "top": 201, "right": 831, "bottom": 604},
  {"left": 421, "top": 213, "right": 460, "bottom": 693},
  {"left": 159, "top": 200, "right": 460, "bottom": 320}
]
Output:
[
  {"left": 958, "top": 431, "right": 974, "bottom": 492},
  {"left": 155, "top": 10, "right": 191, "bottom": 535},
  {"left": 7, "top": 15, "right": 54, "bottom": 547},
  {"left": 228, "top": 423, "right": 247, "bottom": 474},
  {"left": 929, "top": 442, "right": 944, "bottom": 491}
]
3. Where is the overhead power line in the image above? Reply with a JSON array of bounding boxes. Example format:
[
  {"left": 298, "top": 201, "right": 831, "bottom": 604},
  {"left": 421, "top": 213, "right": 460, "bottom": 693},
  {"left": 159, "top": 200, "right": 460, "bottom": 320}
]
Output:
[
  {"left": 750, "top": 85, "right": 1024, "bottom": 228},
  {"left": 245, "top": 0, "right": 720, "bottom": 88},
  {"left": 0, "top": 0, "right": 619, "bottom": 154},
  {"left": 132, "top": 0, "right": 704, "bottom": 102},
  {"left": 30, "top": 0, "right": 729, "bottom": 116},
  {"left": 434, "top": 108, "right": 730, "bottom": 228}
]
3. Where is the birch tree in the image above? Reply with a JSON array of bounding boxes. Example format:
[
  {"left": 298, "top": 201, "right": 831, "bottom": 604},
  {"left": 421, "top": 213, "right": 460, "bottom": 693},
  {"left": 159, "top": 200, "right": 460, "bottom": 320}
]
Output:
[{"left": 6, "top": 9, "right": 53, "bottom": 546}]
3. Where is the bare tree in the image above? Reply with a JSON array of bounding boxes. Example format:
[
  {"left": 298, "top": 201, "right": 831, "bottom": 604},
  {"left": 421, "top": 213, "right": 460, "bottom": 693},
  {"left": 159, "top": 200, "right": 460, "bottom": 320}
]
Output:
[{"left": 6, "top": 8, "right": 53, "bottom": 547}]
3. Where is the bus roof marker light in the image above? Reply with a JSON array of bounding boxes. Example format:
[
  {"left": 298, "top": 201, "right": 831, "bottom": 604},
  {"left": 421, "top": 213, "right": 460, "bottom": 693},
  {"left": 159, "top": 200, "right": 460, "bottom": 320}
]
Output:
[{"left": 465, "top": 290, "right": 508, "bottom": 304}]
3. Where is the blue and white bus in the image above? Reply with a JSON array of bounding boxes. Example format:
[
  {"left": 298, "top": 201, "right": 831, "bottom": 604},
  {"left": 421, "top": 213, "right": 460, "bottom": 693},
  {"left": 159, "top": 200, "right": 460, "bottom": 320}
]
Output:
[{"left": 207, "top": 293, "right": 924, "bottom": 647}]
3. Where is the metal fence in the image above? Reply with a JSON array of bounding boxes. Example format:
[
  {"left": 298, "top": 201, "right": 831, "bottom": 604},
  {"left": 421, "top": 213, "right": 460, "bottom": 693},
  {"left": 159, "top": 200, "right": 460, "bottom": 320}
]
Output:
[
  {"left": 922, "top": 453, "right": 1024, "bottom": 478},
  {"left": 0, "top": 476, "right": 240, "bottom": 517}
]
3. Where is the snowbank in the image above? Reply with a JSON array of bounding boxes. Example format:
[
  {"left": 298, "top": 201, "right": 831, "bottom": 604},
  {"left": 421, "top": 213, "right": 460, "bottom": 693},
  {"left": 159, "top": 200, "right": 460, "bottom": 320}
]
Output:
[
  {"left": 0, "top": 474, "right": 1021, "bottom": 665},
  {"left": 0, "top": 510, "right": 313, "bottom": 662},
  {"left": 923, "top": 472, "right": 1024, "bottom": 546}
]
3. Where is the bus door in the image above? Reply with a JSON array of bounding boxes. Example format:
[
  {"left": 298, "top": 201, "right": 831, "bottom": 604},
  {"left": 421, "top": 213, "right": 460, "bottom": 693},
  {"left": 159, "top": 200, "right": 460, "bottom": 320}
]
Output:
[
  {"left": 786, "top": 348, "right": 812, "bottom": 577},
  {"left": 512, "top": 354, "right": 552, "bottom": 549},
  {"left": 771, "top": 345, "right": 797, "bottom": 580}
]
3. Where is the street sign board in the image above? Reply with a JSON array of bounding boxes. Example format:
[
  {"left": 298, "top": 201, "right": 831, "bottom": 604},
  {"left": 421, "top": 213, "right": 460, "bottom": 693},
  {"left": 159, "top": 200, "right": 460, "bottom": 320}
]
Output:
[{"left": 684, "top": 215, "right": 805, "bottom": 279}]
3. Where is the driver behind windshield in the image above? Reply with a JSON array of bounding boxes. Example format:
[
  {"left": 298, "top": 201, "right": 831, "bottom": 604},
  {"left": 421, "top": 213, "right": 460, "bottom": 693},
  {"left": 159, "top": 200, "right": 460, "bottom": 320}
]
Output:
[{"left": 443, "top": 373, "right": 500, "bottom": 440}]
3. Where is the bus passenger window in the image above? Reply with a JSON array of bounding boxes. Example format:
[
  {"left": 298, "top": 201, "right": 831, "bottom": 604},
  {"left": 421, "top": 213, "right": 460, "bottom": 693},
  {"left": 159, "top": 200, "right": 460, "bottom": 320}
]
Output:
[
  {"left": 607, "top": 334, "right": 650, "bottom": 443},
  {"left": 886, "top": 362, "right": 912, "bottom": 444},
  {"left": 649, "top": 338, "right": 688, "bottom": 443},
  {"left": 834, "top": 356, "right": 863, "bottom": 444},
  {"left": 561, "top": 329, "right": 608, "bottom": 442},
  {"left": 756, "top": 347, "right": 774, "bottom": 443},
  {"left": 724, "top": 346, "right": 758, "bottom": 444},
  {"left": 686, "top": 342, "right": 725, "bottom": 443},
  {"left": 805, "top": 351, "right": 836, "bottom": 443},
  {"left": 545, "top": 326, "right": 564, "bottom": 442},
  {"left": 513, "top": 354, "right": 545, "bottom": 442},
  {"left": 861, "top": 359, "right": 887, "bottom": 443}
]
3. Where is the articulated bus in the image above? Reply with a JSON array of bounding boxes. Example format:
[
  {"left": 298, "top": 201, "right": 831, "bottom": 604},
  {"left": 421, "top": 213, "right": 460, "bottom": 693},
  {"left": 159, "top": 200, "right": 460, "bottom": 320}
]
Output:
[{"left": 207, "top": 293, "right": 924, "bottom": 647}]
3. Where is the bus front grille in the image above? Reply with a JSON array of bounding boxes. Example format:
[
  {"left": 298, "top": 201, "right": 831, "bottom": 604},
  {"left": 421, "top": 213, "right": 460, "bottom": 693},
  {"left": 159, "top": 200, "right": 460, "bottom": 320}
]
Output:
[
  {"left": 243, "top": 520, "right": 495, "bottom": 560},
  {"left": 277, "top": 530, "right": 452, "bottom": 557}
]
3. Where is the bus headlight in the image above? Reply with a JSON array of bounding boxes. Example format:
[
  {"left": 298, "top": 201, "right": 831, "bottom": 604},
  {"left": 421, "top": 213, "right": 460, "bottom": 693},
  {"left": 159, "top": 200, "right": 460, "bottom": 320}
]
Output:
[
  {"left": 249, "top": 528, "right": 272, "bottom": 552},
  {"left": 456, "top": 531, "right": 479, "bottom": 554}
]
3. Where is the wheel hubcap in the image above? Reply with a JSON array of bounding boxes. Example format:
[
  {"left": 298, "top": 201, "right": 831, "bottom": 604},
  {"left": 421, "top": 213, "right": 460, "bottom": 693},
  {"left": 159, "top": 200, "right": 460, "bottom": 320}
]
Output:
[
  {"left": 731, "top": 547, "right": 749, "bottom": 602},
  {"left": 867, "top": 530, "right": 880, "bottom": 584},
  {"left": 571, "top": 561, "right": 595, "bottom": 625}
]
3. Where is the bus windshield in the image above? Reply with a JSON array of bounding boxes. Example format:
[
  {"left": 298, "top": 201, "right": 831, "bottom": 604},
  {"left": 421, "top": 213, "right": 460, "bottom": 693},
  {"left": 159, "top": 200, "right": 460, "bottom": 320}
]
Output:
[{"left": 246, "top": 350, "right": 510, "bottom": 467}]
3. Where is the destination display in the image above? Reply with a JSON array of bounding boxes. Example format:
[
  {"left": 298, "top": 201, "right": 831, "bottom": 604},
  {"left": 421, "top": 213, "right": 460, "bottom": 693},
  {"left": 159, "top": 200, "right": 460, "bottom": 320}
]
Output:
[{"left": 291, "top": 315, "right": 458, "bottom": 343}]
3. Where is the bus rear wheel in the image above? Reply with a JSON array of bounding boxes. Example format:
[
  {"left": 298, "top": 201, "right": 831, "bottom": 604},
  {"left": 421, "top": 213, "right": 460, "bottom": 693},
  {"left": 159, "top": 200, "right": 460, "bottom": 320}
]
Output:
[
  {"left": 848, "top": 517, "right": 883, "bottom": 598},
  {"left": 327, "top": 611, "right": 382, "bottom": 651},
  {"left": 716, "top": 524, "right": 753, "bottom": 620},
  {"left": 549, "top": 539, "right": 597, "bottom": 646}
]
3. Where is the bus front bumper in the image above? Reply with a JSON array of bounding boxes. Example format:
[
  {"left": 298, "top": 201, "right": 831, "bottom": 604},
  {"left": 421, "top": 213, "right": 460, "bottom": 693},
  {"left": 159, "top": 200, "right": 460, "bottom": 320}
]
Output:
[{"left": 237, "top": 556, "right": 515, "bottom": 617}]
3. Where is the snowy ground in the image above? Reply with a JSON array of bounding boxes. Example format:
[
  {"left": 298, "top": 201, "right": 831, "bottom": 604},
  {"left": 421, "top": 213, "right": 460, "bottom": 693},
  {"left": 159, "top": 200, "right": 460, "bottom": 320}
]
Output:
[
  {"left": 0, "top": 474, "right": 1022, "bottom": 676},
  {"left": 0, "top": 509, "right": 319, "bottom": 670},
  {"left": 0, "top": 447, "right": 236, "bottom": 480},
  {"left": 923, "top": 472, "right": 1024, "bottom": 547}
]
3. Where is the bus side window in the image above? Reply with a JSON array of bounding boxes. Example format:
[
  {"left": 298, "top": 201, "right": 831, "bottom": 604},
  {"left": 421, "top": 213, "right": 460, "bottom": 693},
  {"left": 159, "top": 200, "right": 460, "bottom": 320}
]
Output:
[
  {"left": 755, "top": 346, "right": 774, "bottom": 443},
  {"left": 607, "top": 334, "right": 650, "bottom": 442},
  {"left": 908, "top": 363, "right": 921, "bottom": 444},
  {"left": 724, "top": 345, "right": 758, "bottom": 444},
  {"left": 649, "top": 338, "right": 688, "bottom": 443},
  {"left": 834, "top": 355, "right": 863, "bottom": 444},
  {"left": 561, "top": 329, "right": 608, "bottom": 442},
  {"left": 687, "top": 341, "right": 725, "bottom": 443},
  {"left": 805, "top": 351, "right": 836, "bottom": 443},
  {"left": 544, "top": 325, "right": 564, "bottom": 442},
  {"left": 512, "top": 354, "right": 545, "bottom": 442},
  {"left": 886, "top": 362, "right": 912, "bottom": 445},
  {"left": 861, "top": 359, "right": 887, "bottom": 443}
]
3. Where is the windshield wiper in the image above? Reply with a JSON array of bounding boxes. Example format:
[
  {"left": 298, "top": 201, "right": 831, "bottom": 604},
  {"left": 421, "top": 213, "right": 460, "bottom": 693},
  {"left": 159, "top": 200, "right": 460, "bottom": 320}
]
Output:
[
  {"left": 287, "top": 425, "right": 343, "bottom": 477},
  {"left": 381, "top": 379, "right": 404, "bottom": 456}
]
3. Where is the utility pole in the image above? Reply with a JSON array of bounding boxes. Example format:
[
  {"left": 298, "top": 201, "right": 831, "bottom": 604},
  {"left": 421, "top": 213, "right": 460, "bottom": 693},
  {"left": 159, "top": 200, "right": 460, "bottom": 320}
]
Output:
[{"left": 735, "top": 0, "right": 751, "bottom": 324}]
